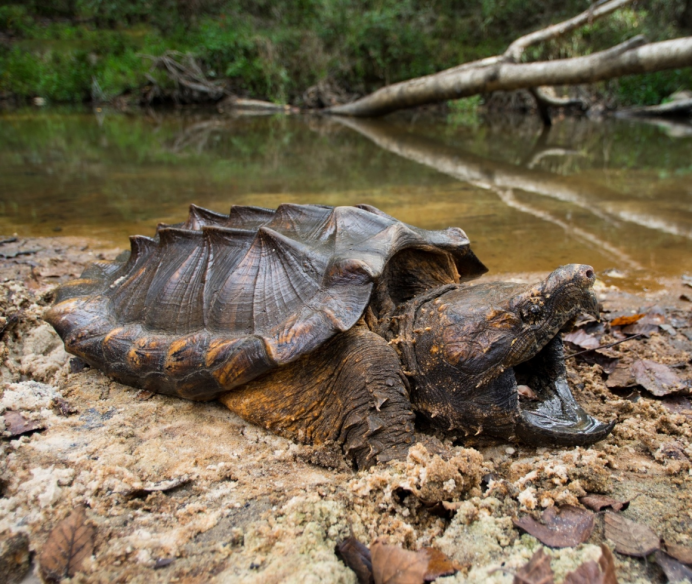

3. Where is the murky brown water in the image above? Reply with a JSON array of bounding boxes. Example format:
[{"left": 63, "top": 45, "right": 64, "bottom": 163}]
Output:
[{"left": 1, "top": 107, "right": 691, "bottom": 289}]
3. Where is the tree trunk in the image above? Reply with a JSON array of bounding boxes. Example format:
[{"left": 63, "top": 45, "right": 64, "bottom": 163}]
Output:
[{"left": 326, "top": 37, "right": 692, "bottom": 117}]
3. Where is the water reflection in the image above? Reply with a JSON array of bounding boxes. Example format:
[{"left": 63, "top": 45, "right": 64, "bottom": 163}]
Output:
[
  {"left": 334, "top": 116, "right": 692, "bottom": 286},
  {"left": 0, "top": 108, "right": 690, "bottom": 286}
]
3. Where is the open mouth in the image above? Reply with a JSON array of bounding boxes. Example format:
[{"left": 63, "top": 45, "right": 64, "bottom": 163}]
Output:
[{"left": 511, "top": 333, "right": 615, "bottom": 446}]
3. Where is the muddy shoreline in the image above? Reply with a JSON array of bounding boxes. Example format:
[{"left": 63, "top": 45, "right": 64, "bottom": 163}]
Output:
[{"left": 1, "top": 236, "right": 691, "bottom": 583}]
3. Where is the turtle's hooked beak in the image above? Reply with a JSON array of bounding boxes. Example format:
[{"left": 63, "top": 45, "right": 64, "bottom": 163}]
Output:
[
  {"left": 411, "top": 264, "right": 614, "bottom": 446},
  {"left": 512, "top": 334, "right": 615, "bottom": 445},
  {"left": 507, "top": 264, "right": 614, "bottom": 445}
]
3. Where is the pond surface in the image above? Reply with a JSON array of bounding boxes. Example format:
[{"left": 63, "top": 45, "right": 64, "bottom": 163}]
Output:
[{"left": 1, "top": 107, "right": 691, "bottom": 290}]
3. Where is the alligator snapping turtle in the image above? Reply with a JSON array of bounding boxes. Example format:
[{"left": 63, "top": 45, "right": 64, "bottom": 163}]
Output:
[{"left": 46, "top": 204, "right": 613, "bottom": 467}]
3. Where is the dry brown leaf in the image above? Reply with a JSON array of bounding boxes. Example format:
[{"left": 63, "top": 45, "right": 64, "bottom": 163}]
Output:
[
  {"left": 604, "top": 512, "right": 659, "bottom": 557},
  {"left": 3, "top": 411, "right": 44, "bottom": 438},
  {"left": 575, "top": 351, "right": 620, "bottom": 374},
  {"left": 656, "top": 551, "right": 692, "bottom": 583},
  {"left": 580, "top": 495, "right": 630, "bottom": 513},
  {"left": 513, "top": 548, "right": 554, "bottom": 584},
  {"left": 598, "top": 545, "right": 618, "bottom": 584},
  {"left": 336, "top": 536, "right": 374, "bottom": 584},
  {"left": 420, "top": 547, "right": 462, "bottom": 581},
  {"left": 610, "top": 314, "right": 645, "bottom": 327},
  {"left": 661, "top": 396, "right": 692, "bottom": 417},
  {"left": 513, "top": 506, "right": 595, "bottom": 548},
  {"left": 631, "top": 359, "right": 687, "bottom": 397},
  {"left": 622, "top": 322, "right": 659, "bottom": 336},
  {"left": 664, "top": 542, "right": 692, "bottom": 565},
  {"left": 563, "top": 329, "right": 601, "bottom": 350},
  {"left": 39, "top": 506, "right": 96, "bottom": 583},
  {"left": 371, "top": 540, "right": 428, "bottom": 584},
  {"left": 605, "top": 365, "right": 637, "bottom": 389},
  {"left": 563, "top": 544, "right": 618, "bottom": 584}
]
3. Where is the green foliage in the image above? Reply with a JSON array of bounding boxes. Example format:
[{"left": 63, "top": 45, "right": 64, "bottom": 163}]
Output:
[
  {"left": 615, "top": 69, "right": 692, "bottom": 106},
  {"left": 0, "top": 0, "right": 689, "bottom": 105}
]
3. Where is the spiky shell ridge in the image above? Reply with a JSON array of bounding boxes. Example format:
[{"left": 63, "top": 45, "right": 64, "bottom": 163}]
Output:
[{"left": 45, "top": 204, "right": 486, "bottom": 399}]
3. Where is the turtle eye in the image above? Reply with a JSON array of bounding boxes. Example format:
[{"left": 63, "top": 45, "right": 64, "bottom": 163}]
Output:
[{"left": 521, "top": 302, "right": 544, "bottom": 324}]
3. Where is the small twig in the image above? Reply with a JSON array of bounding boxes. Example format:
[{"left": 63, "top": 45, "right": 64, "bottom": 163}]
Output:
[{"left": 566, "top": 334, "right": 642, "bottom": 359}]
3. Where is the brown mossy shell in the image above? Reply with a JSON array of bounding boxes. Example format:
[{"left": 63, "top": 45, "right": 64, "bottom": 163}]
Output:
[{"left": 46, "top": 204, "right": 486, "bottom": 400}]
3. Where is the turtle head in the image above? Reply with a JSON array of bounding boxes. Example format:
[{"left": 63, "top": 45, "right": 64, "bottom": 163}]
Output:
[{"left": 411, "top": 264, "right": 614, "bottom": 446}]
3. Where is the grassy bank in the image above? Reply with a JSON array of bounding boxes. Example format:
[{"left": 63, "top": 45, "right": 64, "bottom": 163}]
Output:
[{"left": 1, "top": 0, "right": 691, "bottom": 108}]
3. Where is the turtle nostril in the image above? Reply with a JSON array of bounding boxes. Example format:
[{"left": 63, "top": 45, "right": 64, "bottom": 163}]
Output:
[{"left": 585, "top": 269, "right": 594, "bottom": 279}]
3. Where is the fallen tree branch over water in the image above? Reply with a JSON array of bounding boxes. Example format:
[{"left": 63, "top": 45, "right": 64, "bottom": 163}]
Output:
[{"left": 326, "top": 0, "right": 692, "bottom": 118}]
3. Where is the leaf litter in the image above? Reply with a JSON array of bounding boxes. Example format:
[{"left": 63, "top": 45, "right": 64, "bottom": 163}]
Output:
[
  {"left": 512, "top": 506, "right": 595, "bottom": 548},
  {"left": 604, "top": 511, "right": 660, "bottom": 557},
  {"left": 337, "top": 535, "right": 462, "bottom": 584}
]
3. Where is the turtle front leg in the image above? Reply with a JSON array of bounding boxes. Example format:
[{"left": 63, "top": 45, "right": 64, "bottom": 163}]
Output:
[{"left": 219, "top": 327, "right": 415, "bottom": 468}]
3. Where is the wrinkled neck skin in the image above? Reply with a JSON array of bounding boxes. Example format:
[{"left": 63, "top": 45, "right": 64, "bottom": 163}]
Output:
[{"left": 400, "top": 264, "right": 614, "bottom": 446}]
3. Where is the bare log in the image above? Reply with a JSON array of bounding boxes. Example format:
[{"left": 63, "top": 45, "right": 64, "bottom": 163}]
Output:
[{"left": 326, "top": 37, "right": 692, "bottom": 117}]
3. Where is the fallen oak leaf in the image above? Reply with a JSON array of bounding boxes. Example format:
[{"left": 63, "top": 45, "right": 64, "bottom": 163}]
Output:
[
  {"left": 575, "top": 351, "right": 619, "bottom": 374},
  {"left": 513, "top": 548, "right": 554, "bottom": 584},
  {"left": 664, "top": 542, "right": 692, "bottom": 565},
  {"left": 39, "top": 506, "right": 95, "bottom": 583},
  {"left": 655, "top": 551, "right": 692, "bottom": 583},
  {"left": 604, "top": 512, "right": 659, "bottom": 557},
  {"left": 580, "top": 495, "right": 630, "bottom": 513},
  {"left": 369, "top": 541, "right": 461, "bottom": 584},
  {"left": 513, "top": 506, "right": 595, "bottom": 548},
  {"left": 563, "top": 329, "right": 601, "bottom": 350},
  {"left": 632, "top": 359, "right": 687, "bottom": 397},
  {"left": 420, "top": 547, "right": 463, "bottom": 581},
  {"left": 563, "top": 544, "right": 618, "bottom": 584},
  {"left": 371, "top": 540, "right": 428, "bottom": 584},
  {"left": 661, "top": 396, "right": 692, "bottom": 417},
  {"left": 336, "top": 536, "right": 374, "bottom": 584},
  {"left": 3, "top": 411, "right": 44, "bottom": 438},
  {"left": 610, "top": 314, "right": 645, "bottom": 327},
  {"left": 606, "top": 365, "right": 637, "bottom": 389}
]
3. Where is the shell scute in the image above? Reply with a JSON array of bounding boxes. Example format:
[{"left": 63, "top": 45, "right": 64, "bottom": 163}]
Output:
[
  {"left": 210, "top": 336, "right": 275, "bottom": 389},
  {"left": 126, "top": 334, "right": 171, "bottom": 372},
  {"left": 164, "top": 332, "right": 211, "bottom": 377},
  {"left": 144, "top": 228, "right": 208, "bottom": 333}
]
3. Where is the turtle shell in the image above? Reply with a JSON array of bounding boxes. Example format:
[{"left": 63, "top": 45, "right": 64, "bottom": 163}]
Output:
[{"left": 46, "top": 204, "right": 486, "bottom": 400}]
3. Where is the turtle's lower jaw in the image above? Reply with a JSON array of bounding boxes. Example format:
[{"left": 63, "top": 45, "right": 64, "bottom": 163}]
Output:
[{"left": 511, "top": 335, "right": 615, "bottom": 446}]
